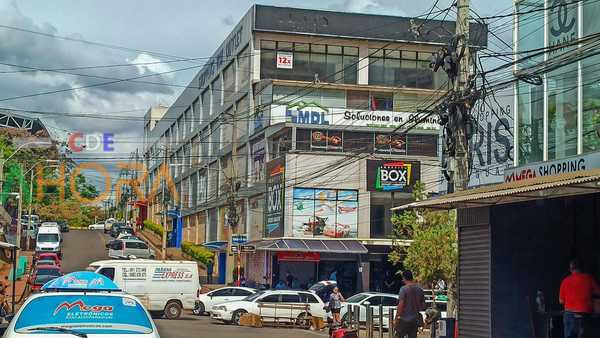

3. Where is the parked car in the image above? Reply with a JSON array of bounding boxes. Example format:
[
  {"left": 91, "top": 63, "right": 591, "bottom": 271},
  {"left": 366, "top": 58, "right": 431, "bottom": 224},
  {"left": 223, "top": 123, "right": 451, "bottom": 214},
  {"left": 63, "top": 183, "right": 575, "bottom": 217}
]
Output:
[
  {"left": 28, "top": 265, "right": 62, "bottom": 292},
  {"left": 104, "top": 217, "right": 116, "bottom": 233},
  {"left": 118, "top": 226, "right": 135, "bottom": 237},
  {"left": 88, "top": 222, "right": 105, "bottom": 230},
  {"left": 107, "top": 238, "right": 155, "bottom": 259},
  {"left": 35, "top": 226, "right": 61, "bottom": 256},
  {"left": 196, "top": 287, "right": 257, "bottom": 315},
  {"left": 110, "top": 222, "right": 127, "bottom": 237},
  {"left": 211, "top": 289, "right": 326, "bottom": 326},
  {"left": 34, "top": 252, "right": 61, "bottom": 268},
  {"left": 308, "top": 280, "right": 337, "bottom": 302},
  {"left": 57, "top": 220, "right": 69, "bottom": 232},
  {"left": 6, "top": 274, "right": 159, "bottom": 337},
  {"left": 90, "top": 259, "right": 200, "bottom": 319},
  {"left": 339, "top": 292, "right": 399, "bottom": 329},
  {"left": 105, "top": 235, "right": 142, "bottom": 249}
]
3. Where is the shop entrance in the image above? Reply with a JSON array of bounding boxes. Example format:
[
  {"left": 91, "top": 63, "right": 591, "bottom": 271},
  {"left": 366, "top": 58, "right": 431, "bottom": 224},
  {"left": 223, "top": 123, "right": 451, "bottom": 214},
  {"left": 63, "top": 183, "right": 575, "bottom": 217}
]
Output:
[
  {"left": 318, "top": 260, "right": 358, "bottom": 297},
  {"left": 491, "top": 194, "right": 600, "bottom": 338}
]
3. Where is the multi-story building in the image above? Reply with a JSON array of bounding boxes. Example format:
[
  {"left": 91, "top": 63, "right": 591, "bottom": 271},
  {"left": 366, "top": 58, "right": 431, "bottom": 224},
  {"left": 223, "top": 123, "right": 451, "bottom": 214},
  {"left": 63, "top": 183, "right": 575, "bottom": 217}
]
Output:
[{"left": 143, "top": 5, "right": 487, "bottom": 289}]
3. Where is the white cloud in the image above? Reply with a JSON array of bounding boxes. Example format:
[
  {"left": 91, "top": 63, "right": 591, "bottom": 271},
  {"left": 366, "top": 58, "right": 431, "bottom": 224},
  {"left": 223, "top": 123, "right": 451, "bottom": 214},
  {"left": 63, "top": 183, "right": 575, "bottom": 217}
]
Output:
[{"left": 131, "top": 53, "right": 175, "bottom": 79}]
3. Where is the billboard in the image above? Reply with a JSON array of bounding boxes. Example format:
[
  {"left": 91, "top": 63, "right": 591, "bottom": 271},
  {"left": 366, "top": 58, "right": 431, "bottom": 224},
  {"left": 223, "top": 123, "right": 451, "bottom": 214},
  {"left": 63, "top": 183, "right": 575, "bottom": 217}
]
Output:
[
  {"left": 265, "top": 157, "right": 285, "bottom": 237},
  {"left": 270, "top": 103, "right": 439, "bottom": 130},
  {"left": 367, "top": 160, "right": 421, "bottom": 192},
  {"left": 291, "top": 188, "right": 358, "bottom": 238}
]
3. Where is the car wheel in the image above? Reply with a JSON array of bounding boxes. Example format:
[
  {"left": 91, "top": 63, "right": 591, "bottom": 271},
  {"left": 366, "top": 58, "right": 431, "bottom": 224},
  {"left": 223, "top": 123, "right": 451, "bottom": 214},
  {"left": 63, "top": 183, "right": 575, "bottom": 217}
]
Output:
[
  {"left": 231, "top": 309, "right": 247, "bottom": 325},
  {"left": 193, "top": 302, "right": 205, "bottom": 315},
  {"left": 296, "top": 312, "right": 311, "bottom": 329},
  {"left": 164, "top": 301, "right": 182, "bottom": 320}
]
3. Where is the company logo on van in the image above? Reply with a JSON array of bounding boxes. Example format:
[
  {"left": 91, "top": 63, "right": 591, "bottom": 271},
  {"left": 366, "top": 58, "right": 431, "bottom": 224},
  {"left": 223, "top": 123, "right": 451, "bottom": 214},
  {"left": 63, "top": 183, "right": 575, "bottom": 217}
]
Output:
[{"left": 152, "top": 267, "right": 192, "bottom": 281}]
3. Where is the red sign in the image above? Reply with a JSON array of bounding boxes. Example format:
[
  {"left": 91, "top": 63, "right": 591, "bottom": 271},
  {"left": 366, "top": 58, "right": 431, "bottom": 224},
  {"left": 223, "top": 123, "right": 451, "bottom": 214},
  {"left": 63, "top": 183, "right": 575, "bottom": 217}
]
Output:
[{"left": 277, "top": 251, "right": 320, "bottom": 262}]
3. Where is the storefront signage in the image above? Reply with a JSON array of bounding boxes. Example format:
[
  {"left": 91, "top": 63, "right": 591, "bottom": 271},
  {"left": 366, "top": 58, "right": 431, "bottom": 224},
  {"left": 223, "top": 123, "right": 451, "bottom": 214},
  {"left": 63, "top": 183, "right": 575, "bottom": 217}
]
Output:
[
  {"left": 367, "top": 160, "right": 421, "bottom": 192},
  {"left": 276, "top": 52, "right": 293, "bottom": 69},
  {"left": 265, "top": 157, "right": 285, "bottom": 237},
  {"left": 271, "top": 104, "right": 440, "bottom": 129},
  {"left": 277, "top": 251, "right": 320, "bottom": 262},
  {"left": 504, "top": 151, "right": 600, "bottom": 183},
  {"left": 548, "top": 0, "right": 577, "bottom": 51},
  {"left": 232, "top": 233, "right": 248, "bottom": 245}
]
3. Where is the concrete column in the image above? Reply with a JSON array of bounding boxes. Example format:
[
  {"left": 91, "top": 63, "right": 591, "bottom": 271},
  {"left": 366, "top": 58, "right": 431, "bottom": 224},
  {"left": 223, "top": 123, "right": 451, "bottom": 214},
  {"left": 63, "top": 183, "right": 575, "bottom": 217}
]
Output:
[{"left": 358, "top": 43, "right": 369, "bottom": 85}]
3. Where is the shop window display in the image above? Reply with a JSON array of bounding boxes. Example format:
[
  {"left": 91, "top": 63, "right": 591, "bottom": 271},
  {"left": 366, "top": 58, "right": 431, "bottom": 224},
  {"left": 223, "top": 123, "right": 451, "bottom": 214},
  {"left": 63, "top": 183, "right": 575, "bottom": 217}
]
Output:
[{"left": 292, "top": 188, "right": 358, "bottom": 238}]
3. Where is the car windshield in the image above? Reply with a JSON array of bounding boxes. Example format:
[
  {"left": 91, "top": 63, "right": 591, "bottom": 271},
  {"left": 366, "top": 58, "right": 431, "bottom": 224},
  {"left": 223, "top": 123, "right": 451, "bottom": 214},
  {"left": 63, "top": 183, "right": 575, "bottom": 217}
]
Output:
[
  {"left": 15, "top": 294, "right": 154, "bottom": 334},
  {"left": 37, "top": 234, "right": 59, "bottom": 242},
  {"left": 35, "top": 268, "right": 61, "bottom": 276},
  {"left": 34, "top": 274, "right": 59, "bottom": 285},
  {"left": 346, "top": 293, "right": 371, "bottom": 304},
  {"left": 36, "top": 260, "right": 56, "bottom": 266},
  {"left": 245, "top": 291, "right": 265, "bottom": 302}
]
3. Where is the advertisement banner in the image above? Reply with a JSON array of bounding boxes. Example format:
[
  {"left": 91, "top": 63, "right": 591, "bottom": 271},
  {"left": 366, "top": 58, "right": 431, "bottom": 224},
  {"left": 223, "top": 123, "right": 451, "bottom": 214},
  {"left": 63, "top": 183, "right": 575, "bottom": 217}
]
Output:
[
  {"left": 277, "top": 251, "right": 320, "bottom": 262},
  {"left": 504, "top": 151, "right": 600, "bottom": 183},
  {"left": 367, "top": 160, "right": 421, "bottom": 192},
  {"left": 276, "top": 52, "right": 293, "bottom": 69},
  {"left": 265, "top": 157, "right": 285, "bottom": 237},
  {"left": 292, "top": 188, "right": 358, "bottom": 238},
  {"left": 270, "top": 103, "right": 439, "bottom": 130}
]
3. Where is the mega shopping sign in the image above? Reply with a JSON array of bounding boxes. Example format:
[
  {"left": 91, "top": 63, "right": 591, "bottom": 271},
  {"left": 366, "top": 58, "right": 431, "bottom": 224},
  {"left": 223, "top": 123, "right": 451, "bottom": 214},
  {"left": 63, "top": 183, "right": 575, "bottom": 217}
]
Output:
[{"left": 367, "top": 160, "right": 421, "bottom": 192}]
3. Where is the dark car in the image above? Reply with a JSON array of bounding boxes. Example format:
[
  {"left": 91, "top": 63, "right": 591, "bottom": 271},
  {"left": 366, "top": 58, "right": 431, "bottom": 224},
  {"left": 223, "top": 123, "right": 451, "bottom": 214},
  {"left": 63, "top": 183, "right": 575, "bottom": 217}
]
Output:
[
  {"left": 57, "top": 220, "right": 69, "bottom": 232},
  {"left": 110, "top": 222, "right": 127, "bottom": 237},
  {"left": 28, "top": 265, "right": 62, "bottom": 292}
]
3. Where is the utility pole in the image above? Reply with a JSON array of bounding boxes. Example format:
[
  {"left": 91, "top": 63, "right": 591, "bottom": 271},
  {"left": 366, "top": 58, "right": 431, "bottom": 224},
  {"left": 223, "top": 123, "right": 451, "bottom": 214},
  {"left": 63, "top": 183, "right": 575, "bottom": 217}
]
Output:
[
  {"left": 452, "top": 0, "right": 471, "bottom": 192},
  {"left": 26, "top": 169, "right": 34, "bottom": 251},
  {"left": 161, "top": 143, "right": 169, "bottom": 260},
  {"left": 15, "top": 165, "right": 23, "bottom": 255},
  {"left": 227, "top": 112, "right": 241, "bottom": 284},
  {"left": 0, "top": 157, "right": 4, "bottom": 207}
]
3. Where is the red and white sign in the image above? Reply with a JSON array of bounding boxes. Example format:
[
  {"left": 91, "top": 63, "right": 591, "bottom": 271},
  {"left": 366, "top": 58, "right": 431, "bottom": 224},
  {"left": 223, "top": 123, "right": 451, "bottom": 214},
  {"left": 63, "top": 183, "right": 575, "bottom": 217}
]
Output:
[
  {"left": 277, "top": 251, "right": 320, "bottom": 262},
  {"left": 276, "top": 52, "right": 293, "bottom": 69}
]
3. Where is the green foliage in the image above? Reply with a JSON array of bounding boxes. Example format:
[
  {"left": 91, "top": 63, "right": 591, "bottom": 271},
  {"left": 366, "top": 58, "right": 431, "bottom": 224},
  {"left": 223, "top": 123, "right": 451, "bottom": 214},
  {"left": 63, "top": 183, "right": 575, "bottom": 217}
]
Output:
[
  {"left": 389, "top": 181, "right": 457, "bottom": 287},
  {"left": 181, "top": 241, "right": 214, "bottom": 266},
  {"left": 143, "top": 220, "right": 163, "bottom": 236}
]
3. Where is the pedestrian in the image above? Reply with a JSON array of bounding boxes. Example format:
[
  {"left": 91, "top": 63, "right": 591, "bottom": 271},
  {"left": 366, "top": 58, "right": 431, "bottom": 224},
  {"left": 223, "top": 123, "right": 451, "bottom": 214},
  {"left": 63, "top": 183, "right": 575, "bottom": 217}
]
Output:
[
  {"left": 329, "top": 269, "right": 338, "bottom": 281},
  {"left": 286, "top": 271, "right": 294, "bottom": 288},
  {"left": 329, "top": 286, "right": 345, "bottom": 324},
  {"left": 395, "top": 270, "right": 425, "bottom": 338},
  {"left": 559, "top": 259, "right": 600, "bottom": 338}
]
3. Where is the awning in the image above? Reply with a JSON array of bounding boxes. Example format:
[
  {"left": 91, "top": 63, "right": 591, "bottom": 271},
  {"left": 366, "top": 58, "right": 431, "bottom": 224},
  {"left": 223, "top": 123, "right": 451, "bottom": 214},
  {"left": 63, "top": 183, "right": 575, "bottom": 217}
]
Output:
[
  {"left": 392, "top": 169, "right": 600, "bottom": 210},
  {"left": 202, "top": 241, "right": 228, "bottom": 251},
  {"left": 249, "top": 238, "right": 368, "bottom": 254}
]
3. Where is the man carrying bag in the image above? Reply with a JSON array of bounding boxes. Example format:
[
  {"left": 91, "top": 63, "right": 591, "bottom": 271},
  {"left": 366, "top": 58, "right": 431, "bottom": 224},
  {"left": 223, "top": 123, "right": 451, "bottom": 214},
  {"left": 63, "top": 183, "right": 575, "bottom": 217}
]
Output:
[{"left": 395, "top": 270, "right": 426, "bottom": 338}]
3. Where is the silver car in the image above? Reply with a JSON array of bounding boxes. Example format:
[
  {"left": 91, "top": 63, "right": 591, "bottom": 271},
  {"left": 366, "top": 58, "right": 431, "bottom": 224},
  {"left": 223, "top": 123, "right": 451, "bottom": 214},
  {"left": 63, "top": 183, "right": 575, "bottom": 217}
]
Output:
[{"left": 108, "top": 238, "right": 155, "bottom": 259}]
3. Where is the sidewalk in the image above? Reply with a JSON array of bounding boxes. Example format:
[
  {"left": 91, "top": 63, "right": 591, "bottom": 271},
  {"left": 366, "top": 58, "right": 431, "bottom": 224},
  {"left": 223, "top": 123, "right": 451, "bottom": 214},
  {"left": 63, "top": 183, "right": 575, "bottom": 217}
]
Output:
[{"left": 0, "top": 250, "right": 33, "bottom": 310}]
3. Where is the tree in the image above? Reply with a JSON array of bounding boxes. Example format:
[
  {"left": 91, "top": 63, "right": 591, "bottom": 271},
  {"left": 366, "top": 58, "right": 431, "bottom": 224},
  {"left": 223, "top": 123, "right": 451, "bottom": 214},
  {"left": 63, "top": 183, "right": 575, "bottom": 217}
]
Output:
[{"left": 389, "top": 181, "right": 458, "bottom": 316}]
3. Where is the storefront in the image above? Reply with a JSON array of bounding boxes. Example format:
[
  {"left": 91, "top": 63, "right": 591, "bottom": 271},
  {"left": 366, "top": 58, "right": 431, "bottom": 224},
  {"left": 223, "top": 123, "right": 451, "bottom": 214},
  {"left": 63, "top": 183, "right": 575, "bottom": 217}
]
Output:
[{"left": 395, "top": 166, "right": 600, "bottom": 338}]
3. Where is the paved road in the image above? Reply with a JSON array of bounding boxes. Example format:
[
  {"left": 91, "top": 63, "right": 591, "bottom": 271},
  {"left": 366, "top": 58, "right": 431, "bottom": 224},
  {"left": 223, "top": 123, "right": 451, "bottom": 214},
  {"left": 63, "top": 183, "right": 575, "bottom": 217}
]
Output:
[
  {"left": 61, "top": 229, "right": 110, "bottom": 272},
  {"left": 60, "top": 230, "right": 326, "bottom": 338}
]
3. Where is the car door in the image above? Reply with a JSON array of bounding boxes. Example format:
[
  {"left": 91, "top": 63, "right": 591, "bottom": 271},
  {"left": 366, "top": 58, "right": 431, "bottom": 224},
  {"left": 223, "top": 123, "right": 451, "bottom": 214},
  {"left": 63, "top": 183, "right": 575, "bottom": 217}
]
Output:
[
  {"left": 280, "top": 293, "right": 302, "bottom": 320},
  {"left": 210, "top": 288, "right": 234, "bottom": 307},
  {"left": 257, "top": 294, "right": 279, "bottom": 321},
  {"left": 135, "top": 241, "right": 151, "bottom": 258},
  {"left": 361, "top": 296, "right": 382, "bottom": 322},
  {"left": 381, "top": 296, "right": 399, "bottom": 325},
  {"left": 300, "top": 292, "right": 324, "bottom": 318},
  {"left": 109, "top": 240, "right": 123, "bottom": 257}
]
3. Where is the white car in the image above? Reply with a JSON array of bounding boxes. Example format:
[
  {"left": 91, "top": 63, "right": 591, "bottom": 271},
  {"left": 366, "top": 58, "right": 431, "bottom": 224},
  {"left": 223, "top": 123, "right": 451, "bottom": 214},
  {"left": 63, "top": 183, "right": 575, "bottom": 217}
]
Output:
[
  {"left": 4, "top": 290, "right": 159, "bottom": 337},
  {"left": 196, "top": 287, "right": 257, "bottom": 314},
  {"left": 211, "top": 290, "right": 326, "bottom": 326},
  {"left": 88, "top": 222, "right": 105, "bottom": 230},
  {"left": 340, "top": 292, "right": 399, "bottom": 329}
]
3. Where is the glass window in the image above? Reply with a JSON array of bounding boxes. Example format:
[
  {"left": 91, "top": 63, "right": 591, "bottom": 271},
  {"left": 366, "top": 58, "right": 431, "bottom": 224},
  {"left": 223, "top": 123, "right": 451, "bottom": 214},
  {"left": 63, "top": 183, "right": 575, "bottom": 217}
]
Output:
[
  {"left": 407, "top": 134, "right": 437, "bottom": 157},
  {"left": 321, "top": 89, "right": 346, "bottom": 108},
  {"left": 238, "top": 45, "right": 251, "bottom": 89},
  {"left": 343, "top": 132, "right": 373, "bottom": 152},
  {"left": 281, "top": 294, "right": 300, "bottom": 303},
  {"left": 582, "top": 1, "right": 600, "bottom": 153},
  {"left": 347, "top": 91, "right": 369, "bottom": 110},
  {"left": 517, "top": 81, "right": 544, "bottom": 164},
  {"left": 223, "top": 62, "right": 236, "bottom": 96},
  {"left": 98, "top": 267, "right": 115, "bottom": 280},
  {"left": 212, "top": 77, "right": 222, "bottom": 113},
  {"left": 296, "top": 129, "right": 311, "bottom": 150},
  {"left": 212, "top": 288, "right": 233, "bottom": 297},
  {"left": 547, "top": 63, "right": 578, "bottom": 160},
  {"left": 370, "top": 92, "right": 393, "bottom": 111},
  {"left": 211, "top": 122, "right": 220, "bottom": 156},
  {"left": 260, "top": 295, "right": 280, "bottom": 303},
  {"left": 202, "top": 89, "right": 211, "bottom": 118},
  {"left": 365, "top": 296, "right": 382, "bottom": 306},
  {"left": 193, "top": 98, "right": 201, "bottom": 128},
  {"left": 232, "top": 289, "right": 253, "bottom": 297},
  {"left": 382, "top": 297, "right": 398, "bottom": 307},
  {"left": 261, "top": 40, "right": 276, "bottom": 50},
  {"left": 221, "top": 112, "right": 233, "bottom": 150},
  {"left": 236, "top": 95, "right": 249, "bottom": 138},
  {"left": 260, "top": 49, "right": 277, "bottom": 80},
  {"left": 300, "top": 293, "right": 320, "bottom": 303}
]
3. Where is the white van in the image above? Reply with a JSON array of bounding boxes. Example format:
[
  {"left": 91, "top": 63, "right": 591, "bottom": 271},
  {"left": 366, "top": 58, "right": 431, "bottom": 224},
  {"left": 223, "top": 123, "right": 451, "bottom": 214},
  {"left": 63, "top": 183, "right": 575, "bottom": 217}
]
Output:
[
  {"left": 35, "top": 226, "right": 61, "bottom": 256},
  {"left": 89, "top": 259, "right": 200, "bottom": 319}
]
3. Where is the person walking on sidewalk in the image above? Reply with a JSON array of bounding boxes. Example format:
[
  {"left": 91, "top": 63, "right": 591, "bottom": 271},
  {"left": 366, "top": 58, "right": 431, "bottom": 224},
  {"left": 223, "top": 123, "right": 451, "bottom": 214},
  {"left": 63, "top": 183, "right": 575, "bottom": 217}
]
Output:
[
  {"left": 329, "top": 286, "right": 345, "bottom": 324},
  {"left": 395, "top": 270, "right": 425, "bottom": 338}
]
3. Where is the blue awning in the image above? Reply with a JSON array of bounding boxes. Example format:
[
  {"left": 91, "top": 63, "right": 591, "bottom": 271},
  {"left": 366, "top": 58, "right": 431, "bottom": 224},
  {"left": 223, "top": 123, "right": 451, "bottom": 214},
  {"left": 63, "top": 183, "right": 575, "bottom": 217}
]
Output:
[{"left": 202, "top": 241, "right": 228, "bottom": 251}]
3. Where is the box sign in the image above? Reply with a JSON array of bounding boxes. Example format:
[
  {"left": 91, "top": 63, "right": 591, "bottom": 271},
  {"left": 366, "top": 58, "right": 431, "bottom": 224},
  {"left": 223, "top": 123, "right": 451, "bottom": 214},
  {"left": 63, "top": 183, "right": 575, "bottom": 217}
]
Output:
[
  {"left": 265, "top": 157, "right": 285, "bottom": 237},
  {"left": 232, "top": 233, "right": 248, "bottom": 245},
  {"left": 271, "top": 103, "right": 439, "bottom": 130},
  {"left": 276, "top": 52, "right": 293, "bottom": 69},
  {"left": 277, "top": 251, "right": 320, "bottom": 262},
  {"left": 504, "top": 151, "right": 600, "bottom": 183},
  {"left": 367, "top": 160, "right": 421, "bottom": 192}
]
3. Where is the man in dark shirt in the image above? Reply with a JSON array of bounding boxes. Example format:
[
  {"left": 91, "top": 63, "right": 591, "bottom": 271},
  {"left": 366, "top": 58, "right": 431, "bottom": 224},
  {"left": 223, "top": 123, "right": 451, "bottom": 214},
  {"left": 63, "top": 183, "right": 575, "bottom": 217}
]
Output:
[
  {"left": 559, "top": 259, "right": 600, "bottom": 338},
  {"left": 395, "top": 270, "right": 425, "bottom": 338}
]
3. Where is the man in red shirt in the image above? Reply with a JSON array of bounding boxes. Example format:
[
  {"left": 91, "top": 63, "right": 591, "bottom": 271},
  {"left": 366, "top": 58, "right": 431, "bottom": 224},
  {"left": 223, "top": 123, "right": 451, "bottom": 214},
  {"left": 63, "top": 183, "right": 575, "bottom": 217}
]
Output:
[{"left": 559, "top": 259, "right": 600, "bottom": 338}]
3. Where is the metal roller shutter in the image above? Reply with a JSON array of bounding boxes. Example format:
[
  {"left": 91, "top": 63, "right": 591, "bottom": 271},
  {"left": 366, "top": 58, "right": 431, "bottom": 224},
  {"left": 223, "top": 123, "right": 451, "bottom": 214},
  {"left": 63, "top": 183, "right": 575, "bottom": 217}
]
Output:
[{"left": 458, "top": 207, "right": 490, "bottom": 338}]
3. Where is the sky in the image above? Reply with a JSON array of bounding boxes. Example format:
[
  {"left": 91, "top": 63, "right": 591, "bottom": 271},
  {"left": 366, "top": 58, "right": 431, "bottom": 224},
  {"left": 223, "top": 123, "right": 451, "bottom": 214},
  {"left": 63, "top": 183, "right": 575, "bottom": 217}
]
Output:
[{"left": 0, "top": 0, "right": 514, "bottom": 190}]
